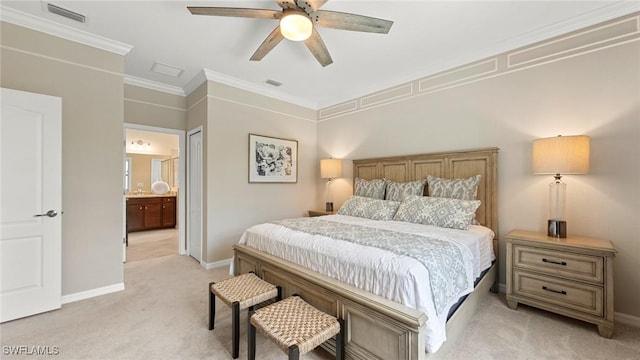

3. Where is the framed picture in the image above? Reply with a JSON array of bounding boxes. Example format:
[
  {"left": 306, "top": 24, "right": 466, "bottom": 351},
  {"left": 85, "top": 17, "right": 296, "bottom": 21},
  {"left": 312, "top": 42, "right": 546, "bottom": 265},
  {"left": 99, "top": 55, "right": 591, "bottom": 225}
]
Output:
[{"left": 248, "top": 133, "right": 298, "bottom": 183}]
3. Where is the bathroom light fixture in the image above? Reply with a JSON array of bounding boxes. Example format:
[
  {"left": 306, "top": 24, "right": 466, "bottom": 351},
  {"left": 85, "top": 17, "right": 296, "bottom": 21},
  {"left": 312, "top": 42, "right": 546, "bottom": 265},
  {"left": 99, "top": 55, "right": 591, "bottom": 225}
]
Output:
[
  {"left": 280, "top": 9, "right": 312, "bottom": 41},
  {"left": 532, "top": 135, "right": 590, "bottom": 238},
  {"left": 130, "top": 139, "right": 151, "bottom": 152},
  {"left": 320, "top": 158, "right": 342, "bottom": 212}
]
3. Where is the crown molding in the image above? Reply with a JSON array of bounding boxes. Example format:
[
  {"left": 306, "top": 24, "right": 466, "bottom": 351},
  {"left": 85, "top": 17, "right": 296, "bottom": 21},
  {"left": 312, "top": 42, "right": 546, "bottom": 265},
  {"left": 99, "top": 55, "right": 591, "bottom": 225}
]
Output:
[
  {"left": 182, "top": 69, "right": 209, "bottom": 97},
  {"left": 183, "top": 68, "right": 318, "bottom": 110},
  {"left": 124, "top": 76, "right": 186, "bottom": 96},
  {"left": 0, "top": 5, "right": 132, "bottom": 56},
  {"left": 317, "top": 1, "right": 640, "bottom": 110}
]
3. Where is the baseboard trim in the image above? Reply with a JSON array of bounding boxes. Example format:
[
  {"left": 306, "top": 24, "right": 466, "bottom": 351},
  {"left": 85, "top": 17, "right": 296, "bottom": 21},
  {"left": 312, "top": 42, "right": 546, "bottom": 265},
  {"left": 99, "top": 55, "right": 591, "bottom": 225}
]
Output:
[
  {"left": 202, "top": 258, "right": 232, "bottom": 270},
  {"left": 616, "top": 312, "right": 640, "bottom": 328},
  {"left": 61, "top": 283, "right": 125, "bottom": 304}
]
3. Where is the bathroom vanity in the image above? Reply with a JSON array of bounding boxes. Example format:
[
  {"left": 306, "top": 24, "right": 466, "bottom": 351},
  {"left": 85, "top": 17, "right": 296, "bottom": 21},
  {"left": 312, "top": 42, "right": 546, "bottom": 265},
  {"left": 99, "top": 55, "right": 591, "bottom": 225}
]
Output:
[{"left": 126, "top": 195, "right": 176, "bottom": 233}]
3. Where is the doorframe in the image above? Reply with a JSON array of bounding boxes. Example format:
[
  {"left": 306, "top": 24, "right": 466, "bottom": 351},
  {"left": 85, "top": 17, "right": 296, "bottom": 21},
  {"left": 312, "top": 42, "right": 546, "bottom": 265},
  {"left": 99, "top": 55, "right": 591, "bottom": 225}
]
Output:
[
  {"left": 186, "top": 126, "right": 203, "bottom": 264},
  {"left": 123, "top": 123, "right": 186, "bottom": 255}
]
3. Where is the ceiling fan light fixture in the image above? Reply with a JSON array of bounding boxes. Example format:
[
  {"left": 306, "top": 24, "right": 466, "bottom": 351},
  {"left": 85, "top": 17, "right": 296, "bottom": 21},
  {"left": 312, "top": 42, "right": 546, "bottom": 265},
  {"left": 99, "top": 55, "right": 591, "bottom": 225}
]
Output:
[{"left": 280, "top": 10, "right": 312, "bottom": 41}]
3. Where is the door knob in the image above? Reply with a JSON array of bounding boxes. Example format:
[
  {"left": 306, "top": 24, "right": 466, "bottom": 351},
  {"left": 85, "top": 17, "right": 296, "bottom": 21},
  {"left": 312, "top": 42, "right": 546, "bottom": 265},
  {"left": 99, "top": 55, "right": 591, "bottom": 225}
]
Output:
[{"left": 34, "top": 210, "right": 58, "bottom": 218}]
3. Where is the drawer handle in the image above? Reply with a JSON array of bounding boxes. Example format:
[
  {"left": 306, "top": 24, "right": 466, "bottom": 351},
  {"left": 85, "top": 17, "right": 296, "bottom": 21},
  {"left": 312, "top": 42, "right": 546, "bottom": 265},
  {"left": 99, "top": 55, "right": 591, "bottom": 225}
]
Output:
[
  {"left": 542, "top": 258, "right": 567, "bottom": 266},
  {"left": 542, "top": 286, "right": 567, "bottom": 295}
]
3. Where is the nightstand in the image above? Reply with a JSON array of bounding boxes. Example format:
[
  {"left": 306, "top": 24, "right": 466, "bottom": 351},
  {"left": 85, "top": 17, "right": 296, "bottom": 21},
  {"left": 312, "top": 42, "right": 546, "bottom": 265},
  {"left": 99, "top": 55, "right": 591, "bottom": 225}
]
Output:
[
  {"left": 308, "top": 210, "right": 336, "bottom": 217},
  {"left": 506, "top": 230, "right": 616, "bottom": 338}
]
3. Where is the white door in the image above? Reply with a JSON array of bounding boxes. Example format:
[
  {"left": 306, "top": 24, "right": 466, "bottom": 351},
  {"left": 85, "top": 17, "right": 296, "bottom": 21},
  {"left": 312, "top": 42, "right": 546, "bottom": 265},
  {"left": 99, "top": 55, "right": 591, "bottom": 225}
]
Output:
[
  {"left": 187, "top": 129, "right": 202, "bottom": 263},
  {"left": 0, "top": 88, "right": 62, "bottom": 322}
]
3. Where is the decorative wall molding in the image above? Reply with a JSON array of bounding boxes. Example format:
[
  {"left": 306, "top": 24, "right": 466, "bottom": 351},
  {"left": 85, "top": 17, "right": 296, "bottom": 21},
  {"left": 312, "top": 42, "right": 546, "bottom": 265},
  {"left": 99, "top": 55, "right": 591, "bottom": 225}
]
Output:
[
  {"left": 0, "top": 44, "right": 124, "bottom": 78},
  {"left": 507, "top": 16, "right": 639, "bottom": 69},
  {"left": 124, "top": 75, "right": 185, "bottom": 97},
  {"left": 123, "top": 98, "right": 186, "bottom": 112},
  {"left": 418, "top": 58, "right": 498, "bottom": 94},
  {"left": 183, "top": 68, "right": 318, "bottom": 110},
  {"left": 318, "top": 12, "right": 640, "bottom": 121},
  {"left": 319, "top": 100, "right": 358, "bottom": 119},
  {"left": 0, "top": 5, "right": 132, "bottom": 56},
  {"left": 361, "top": 83, "right": 414, "bottom": 109},
  {"left": 3, "top": 3, "right": 637, "bottom": 115}
]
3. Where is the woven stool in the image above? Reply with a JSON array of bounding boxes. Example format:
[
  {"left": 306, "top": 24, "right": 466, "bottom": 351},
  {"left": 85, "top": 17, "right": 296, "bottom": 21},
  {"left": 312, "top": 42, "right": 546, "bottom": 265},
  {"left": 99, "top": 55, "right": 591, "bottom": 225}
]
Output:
[
  {"left": 248, "top": 295, "right": 344, "bottom": 360},
  {"left": 209, "top": 272, "right": 281, "bottom": 359}
]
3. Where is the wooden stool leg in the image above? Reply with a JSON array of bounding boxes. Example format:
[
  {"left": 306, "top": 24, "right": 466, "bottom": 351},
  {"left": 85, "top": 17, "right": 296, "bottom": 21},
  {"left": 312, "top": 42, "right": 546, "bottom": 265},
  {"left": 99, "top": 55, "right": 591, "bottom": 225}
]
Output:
[
  {"left": 276, "top": 285, "right": 283, "bottom": 301},
  {"left": 248, "top": 309, "right": 256, "bottom": 360},
  {"left": 336, "top": 318, "right": 345, "bottom": 360},
  {"left": 232, "top": 301, "right": 240, "bottom": 359},
  {"left": 208, "top": 282, "right": 215, "bottom": 330},
  {"left": 288, "top": 344, "right": 300, "bottom": 360}
]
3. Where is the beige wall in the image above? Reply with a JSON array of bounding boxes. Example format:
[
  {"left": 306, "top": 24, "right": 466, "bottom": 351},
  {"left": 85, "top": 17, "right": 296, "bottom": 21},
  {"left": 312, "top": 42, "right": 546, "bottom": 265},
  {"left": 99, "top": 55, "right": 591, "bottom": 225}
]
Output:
[
  {"left": 124, "top": 84, "right": 186, "bottom": 130},
  {"left": 1, "top": 22, "right": 125, "bottom": 295},
  {"left": 317, "top": 15, "right": 640, "bottom": 318},
  {"left": 203, "top": 81, "right": 318, "bottom": 262}
]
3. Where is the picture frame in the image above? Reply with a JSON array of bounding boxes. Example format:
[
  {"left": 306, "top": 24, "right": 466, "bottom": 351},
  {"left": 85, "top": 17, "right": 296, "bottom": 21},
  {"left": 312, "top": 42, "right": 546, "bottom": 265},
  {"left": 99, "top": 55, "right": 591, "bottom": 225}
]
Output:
[{"left": 248, "top": 133, "right": 298, "bottom": 183}]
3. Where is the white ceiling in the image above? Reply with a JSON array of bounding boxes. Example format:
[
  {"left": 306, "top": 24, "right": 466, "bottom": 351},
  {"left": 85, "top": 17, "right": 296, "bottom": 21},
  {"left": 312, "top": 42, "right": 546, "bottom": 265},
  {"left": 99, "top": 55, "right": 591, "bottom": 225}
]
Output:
[{"left": 2, "top": 1, "right": 637, "bottom": 109}]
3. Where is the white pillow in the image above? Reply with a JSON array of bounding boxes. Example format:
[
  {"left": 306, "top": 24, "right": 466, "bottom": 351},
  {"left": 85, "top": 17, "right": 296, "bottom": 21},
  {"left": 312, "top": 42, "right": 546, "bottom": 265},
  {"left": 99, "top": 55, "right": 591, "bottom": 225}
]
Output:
[
  {"left": 427, "top": 175, "right": 480, "bottom": 200},
  {"left": 385, "top": 179, "right": 427, "bottom": 201},
  {"left": 354, "top": 178, "right": 386, "bottom": 199},
  {"left": 393, "top": 195, "right": 480, "bottom": 230},
  {"left": 337, "top": 196, "right": 400, "bottom": 220}
]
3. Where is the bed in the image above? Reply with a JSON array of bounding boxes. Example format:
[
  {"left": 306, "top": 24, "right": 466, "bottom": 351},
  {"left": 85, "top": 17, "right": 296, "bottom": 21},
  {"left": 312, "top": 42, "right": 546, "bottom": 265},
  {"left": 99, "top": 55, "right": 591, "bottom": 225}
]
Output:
[{"left": 233, "top": 147, "right": 499, "bottom": 359}]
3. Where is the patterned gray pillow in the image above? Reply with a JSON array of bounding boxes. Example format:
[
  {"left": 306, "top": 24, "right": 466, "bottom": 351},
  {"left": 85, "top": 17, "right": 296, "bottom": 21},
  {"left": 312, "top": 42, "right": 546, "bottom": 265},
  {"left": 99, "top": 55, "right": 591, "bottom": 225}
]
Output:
[
  {"left": 337, "top": 196, "right": 400, "bottom": 220},
  {"left": 354, "top": 178, "right": 386, "bottom": 199},
  {"left": 427, "top": 175, "right": 481, "bottom": 200},
  {"left": 385, "top": 179, "right": 427, "bottom": 201},
  {"left": 393, "top": 195, "right": 481, "bottom": 230}
]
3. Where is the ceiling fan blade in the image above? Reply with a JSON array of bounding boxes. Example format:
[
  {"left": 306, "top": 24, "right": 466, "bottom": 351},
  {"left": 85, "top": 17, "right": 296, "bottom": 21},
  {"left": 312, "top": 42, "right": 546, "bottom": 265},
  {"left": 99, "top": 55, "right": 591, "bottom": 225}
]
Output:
[
  {"left": 275, "top": 0, "right": 297, "bottom": 10},
  {"left": 296, "top": 0, "right": 327, "bottom": 12},
  {"left": 188, "top": 7, "right": 280, "bottom": 20},
  {"left": 250, "top": 26, "right": 285, "bottom": 61},
  {"left": 304, "top": 27, "right": 333, "bottom": 67},
  {"left": 314, "top": 10, "right": 393, "bottom": 34}
]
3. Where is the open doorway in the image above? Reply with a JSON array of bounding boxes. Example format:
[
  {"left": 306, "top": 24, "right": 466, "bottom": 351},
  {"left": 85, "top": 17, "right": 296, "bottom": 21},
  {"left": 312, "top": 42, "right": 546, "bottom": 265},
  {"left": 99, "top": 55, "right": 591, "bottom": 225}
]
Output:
[{"left": 123, "top": 124, "right": 186, "bottom": 263}]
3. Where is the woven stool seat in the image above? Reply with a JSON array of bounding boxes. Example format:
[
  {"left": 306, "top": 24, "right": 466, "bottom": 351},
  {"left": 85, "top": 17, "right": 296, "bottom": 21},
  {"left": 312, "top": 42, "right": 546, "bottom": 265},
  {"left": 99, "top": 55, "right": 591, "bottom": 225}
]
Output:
[
  {"left": 208, "top": 272, "right": 281, "bottom": 359},
  {"left": 249, "top": 296, "right": 344, "bottom": 360},
  {"left": 211, "top": 272, "right": 279, "bottom": 310}
]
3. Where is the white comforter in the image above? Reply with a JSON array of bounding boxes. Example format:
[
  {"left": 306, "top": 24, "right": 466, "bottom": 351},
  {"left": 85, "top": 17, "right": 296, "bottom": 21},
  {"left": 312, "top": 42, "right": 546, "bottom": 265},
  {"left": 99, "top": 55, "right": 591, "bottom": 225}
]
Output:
[{"left": 237, "top": 214, "right": 495, "bottom": 353}]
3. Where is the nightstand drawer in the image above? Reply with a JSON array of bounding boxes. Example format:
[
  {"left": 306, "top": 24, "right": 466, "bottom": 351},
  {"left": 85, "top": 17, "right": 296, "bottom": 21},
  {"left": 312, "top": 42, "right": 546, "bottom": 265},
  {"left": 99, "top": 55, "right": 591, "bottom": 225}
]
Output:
[
  {"left": 513, "top": 245, "right": 604, "bottom": 283},
  {"left": 513, "top": 270, "right": 603, "bottom": 317}
]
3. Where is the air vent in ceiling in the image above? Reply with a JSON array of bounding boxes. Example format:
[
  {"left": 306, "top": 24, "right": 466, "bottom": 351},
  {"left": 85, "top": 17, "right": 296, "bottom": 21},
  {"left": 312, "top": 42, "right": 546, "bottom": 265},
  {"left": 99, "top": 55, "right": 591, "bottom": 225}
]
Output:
[
  {"left": 46, "top": 3, "right": 86, "bottom": 23},
  {"left": 151, "top": 62, "right": 184, "bottom": 78},
  {"left": 265, "top": 79, "right": 282, "bottom": 87}
]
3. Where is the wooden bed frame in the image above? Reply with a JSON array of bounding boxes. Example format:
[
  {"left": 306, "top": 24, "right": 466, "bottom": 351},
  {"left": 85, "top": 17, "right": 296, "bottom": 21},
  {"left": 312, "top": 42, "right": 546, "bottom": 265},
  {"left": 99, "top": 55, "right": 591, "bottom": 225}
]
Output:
[{"left": 234, "top": 147, "right": 499, "bottom": 359}]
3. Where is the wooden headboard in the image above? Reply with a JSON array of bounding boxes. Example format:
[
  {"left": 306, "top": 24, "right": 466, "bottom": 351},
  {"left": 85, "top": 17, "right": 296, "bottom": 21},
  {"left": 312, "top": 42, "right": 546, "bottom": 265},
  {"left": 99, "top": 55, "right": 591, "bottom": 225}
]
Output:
[{"left": 353, "top": 147, "right": 499, "bottom": 240}]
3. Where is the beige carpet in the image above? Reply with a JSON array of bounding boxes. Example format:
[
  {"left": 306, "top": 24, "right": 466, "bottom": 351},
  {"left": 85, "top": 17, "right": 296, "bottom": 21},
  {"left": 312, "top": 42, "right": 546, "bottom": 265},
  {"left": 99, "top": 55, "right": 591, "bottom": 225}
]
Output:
[
  {"left": 1, "top": 254, "right": 638, "bottom": 359},
  {"left": 126, "top": 228, "right": 179, "bottom": 262}
]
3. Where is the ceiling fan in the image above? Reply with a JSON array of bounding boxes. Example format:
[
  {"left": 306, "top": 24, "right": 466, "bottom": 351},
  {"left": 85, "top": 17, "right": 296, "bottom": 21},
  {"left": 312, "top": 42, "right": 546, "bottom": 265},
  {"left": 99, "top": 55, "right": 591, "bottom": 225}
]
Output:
[{"left": 187, "top": 0, "right": 393, "bottom": 67}]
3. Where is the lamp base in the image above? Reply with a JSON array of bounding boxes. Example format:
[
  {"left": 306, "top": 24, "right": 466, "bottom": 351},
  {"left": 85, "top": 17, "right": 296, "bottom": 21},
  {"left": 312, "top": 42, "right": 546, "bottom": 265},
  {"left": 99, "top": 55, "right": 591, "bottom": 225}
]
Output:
[
  {"left": 548, "top": 220, "right": 567, "bottom": 238},
  {"left": 325, "top": 202, "right": 334, "bottom": 212}
]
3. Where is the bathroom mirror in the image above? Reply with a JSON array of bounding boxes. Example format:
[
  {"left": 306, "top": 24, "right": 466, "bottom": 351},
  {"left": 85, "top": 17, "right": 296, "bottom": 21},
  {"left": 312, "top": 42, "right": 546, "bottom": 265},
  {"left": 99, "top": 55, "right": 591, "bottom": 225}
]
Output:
[{"left": 161, "top": 157, "right": 179, "bottom": 187}]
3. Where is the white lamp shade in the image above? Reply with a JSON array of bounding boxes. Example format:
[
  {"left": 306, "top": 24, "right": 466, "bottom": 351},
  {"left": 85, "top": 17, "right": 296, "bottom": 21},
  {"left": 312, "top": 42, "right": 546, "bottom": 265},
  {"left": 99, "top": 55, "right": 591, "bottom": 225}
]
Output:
[
  {"left": 320, "top": 158, "right": 342, "bottom": 179},
  {"left": 532, "top": 135, "right": 590, "bottom": 175},
  {"left": 280, "top": 11, "right": 312, "bottom": 41}
]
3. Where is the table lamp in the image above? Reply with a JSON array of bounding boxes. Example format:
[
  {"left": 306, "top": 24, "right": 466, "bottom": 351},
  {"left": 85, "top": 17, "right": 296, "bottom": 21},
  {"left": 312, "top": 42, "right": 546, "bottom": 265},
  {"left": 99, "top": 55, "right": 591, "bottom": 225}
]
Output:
[
  {"left": 320, "top": 158, "right": 342, "bottom": 212},
  {"left": 532, "top": 135, "right": 590, "bottom": 238}
]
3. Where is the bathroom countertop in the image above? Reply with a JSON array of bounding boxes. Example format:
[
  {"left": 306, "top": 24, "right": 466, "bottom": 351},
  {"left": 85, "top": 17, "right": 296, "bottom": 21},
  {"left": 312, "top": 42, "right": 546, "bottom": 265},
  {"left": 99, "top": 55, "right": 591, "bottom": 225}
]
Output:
[{"left": 125, "top": 194, "right": 176, "bottom": 199}]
